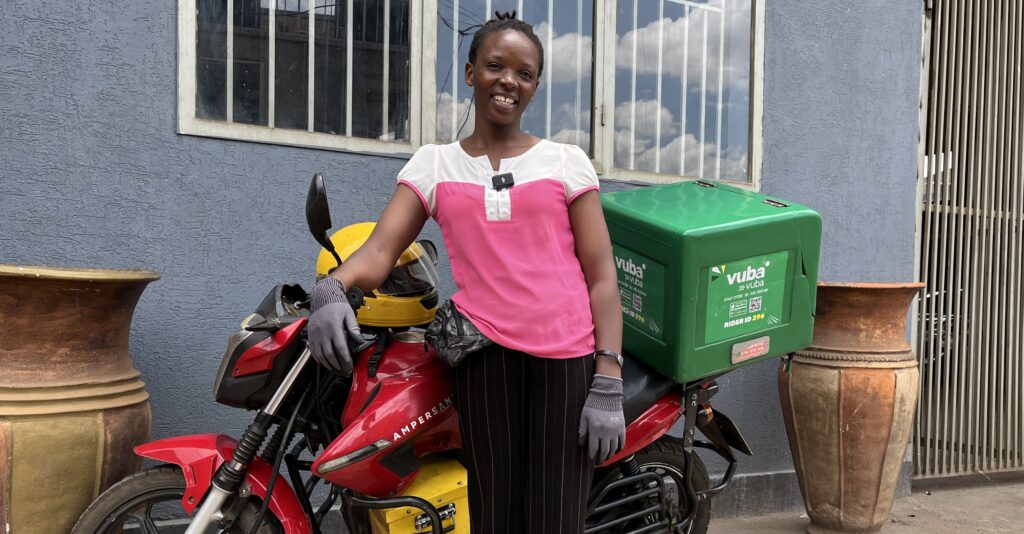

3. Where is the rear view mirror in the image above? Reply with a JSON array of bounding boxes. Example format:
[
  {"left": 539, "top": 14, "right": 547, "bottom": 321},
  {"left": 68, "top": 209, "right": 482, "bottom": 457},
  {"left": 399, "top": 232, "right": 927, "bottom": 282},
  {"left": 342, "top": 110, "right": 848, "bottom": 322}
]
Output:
[{"left": 306, "top": 173, "right": 342, "bottom": 268}]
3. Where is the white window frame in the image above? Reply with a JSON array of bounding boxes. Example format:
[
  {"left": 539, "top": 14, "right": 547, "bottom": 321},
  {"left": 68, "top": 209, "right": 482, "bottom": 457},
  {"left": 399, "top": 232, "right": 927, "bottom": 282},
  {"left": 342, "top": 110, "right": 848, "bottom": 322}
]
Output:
[
  {"left": 591, "top": 0, "right": 763, "bottom": 190},
  {"left": 177, "top": 0, "right": 437, "bottom": 155},
  {"left": 176, "top": 0, "right": 761, "bottom": 188}
]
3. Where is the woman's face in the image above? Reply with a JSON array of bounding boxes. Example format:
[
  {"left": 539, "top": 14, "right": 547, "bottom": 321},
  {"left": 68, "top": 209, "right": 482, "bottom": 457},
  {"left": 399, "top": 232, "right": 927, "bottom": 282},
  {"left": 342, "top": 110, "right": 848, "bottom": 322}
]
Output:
[{"left": 465, "top": 30, "right": 541, "bottom": 130}]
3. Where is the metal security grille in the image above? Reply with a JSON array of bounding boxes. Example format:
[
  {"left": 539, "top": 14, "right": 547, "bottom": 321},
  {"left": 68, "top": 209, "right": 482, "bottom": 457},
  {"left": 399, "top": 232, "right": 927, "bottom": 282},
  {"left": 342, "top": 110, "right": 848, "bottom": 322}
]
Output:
[
  {"left": 916, "top": 0, "right": 1024, "bottom": 478},
  {"left": 195, "top": 0, "right": 411, "bottom": 140}
]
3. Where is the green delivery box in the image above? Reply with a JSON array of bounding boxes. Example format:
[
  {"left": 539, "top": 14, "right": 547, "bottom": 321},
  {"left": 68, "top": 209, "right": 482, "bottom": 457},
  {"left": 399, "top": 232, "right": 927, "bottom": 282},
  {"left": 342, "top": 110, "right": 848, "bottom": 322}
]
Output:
[{"left": 602, "top": 180, "right": 821, "bottom": 383}]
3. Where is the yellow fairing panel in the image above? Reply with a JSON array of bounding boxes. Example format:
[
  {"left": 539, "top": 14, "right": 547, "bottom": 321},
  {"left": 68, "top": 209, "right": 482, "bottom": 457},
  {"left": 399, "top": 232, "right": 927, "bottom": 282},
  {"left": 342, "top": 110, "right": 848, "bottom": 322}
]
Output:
[{"left": 368, "top": 457, "right": 470, "bottom": 534}]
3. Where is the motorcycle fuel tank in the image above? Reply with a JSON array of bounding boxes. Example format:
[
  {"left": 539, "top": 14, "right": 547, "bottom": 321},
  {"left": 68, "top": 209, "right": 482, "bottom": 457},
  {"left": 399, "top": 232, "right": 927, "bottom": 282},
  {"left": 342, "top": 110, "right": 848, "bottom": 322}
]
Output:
[
  {"left": 602, "top": 180, "right": 821, "bottom": 383},
  {"left": 312, "top": 331, "right": 461, "bottom": 496}
]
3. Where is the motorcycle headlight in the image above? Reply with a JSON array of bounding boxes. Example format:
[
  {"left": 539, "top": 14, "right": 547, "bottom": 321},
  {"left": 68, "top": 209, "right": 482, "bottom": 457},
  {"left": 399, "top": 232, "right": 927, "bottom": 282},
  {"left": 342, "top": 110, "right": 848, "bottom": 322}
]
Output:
[
  {"left": 212, "top": 329, "right": 255, "bottom": 396},
  {"left": 316, "top": 439, "right": 394, "bottom": 474}
]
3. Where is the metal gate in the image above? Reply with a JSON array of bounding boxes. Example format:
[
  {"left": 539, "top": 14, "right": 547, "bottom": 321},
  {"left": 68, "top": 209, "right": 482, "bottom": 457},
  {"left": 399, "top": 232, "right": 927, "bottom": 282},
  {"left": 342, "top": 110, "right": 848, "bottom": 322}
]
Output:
[{"left": 916, "top": 0, "right": 1024, "bottom": 478}]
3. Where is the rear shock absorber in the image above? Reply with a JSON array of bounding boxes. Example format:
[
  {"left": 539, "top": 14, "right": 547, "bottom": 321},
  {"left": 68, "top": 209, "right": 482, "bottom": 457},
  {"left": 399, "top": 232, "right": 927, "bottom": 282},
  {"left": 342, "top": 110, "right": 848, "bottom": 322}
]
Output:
[{"left": 619, "top": 454, "right": 641, "bottom": 477}]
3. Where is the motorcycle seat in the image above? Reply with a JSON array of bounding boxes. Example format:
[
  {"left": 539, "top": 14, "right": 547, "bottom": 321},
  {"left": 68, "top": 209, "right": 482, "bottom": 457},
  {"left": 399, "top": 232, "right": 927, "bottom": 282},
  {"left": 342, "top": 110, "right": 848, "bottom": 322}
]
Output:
[{"left": 620, "top": 355, "right": 677, "bottom": 424}]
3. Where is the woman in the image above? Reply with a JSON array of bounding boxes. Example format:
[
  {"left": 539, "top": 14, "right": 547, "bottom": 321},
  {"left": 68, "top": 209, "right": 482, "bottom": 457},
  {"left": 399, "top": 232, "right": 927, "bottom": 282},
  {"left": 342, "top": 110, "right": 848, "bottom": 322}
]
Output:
[{"left": 307, "top": 12, "right": 625, "bottom": 533}]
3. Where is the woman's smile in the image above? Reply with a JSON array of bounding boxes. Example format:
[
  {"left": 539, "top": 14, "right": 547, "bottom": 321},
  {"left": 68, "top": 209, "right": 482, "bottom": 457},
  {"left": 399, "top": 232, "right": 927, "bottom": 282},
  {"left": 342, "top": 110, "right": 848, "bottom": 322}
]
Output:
[{"left": 490, "top": 93, "right": 518, "bottom": 111}]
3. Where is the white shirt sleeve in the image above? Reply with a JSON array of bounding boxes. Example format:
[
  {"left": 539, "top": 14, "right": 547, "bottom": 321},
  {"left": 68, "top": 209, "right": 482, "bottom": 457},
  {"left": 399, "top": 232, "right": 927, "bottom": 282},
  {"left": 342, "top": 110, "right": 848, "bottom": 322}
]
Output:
[
  {"left": 396, "top": 144, "right": 439, "bottom": 216},
  {"left": 561, "top": 143, "right": 600, "bottom": 203}
]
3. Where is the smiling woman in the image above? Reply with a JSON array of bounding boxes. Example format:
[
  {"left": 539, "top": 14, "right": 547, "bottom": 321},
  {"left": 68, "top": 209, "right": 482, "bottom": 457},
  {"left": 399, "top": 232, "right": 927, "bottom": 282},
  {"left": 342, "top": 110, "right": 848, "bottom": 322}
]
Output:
[{"left": 303, "top": 11, "right": 628, "bottom": 532}]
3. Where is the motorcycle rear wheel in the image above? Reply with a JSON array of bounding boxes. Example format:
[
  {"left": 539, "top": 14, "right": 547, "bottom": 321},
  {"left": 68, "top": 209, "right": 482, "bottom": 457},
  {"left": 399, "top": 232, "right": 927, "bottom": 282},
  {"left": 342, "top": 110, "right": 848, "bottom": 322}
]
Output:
[
  {"left": 72, "top": 465, "right": 283, "bottom": 534},
  {"left": 589, "top": 435, "right": 711, "bottom": 534}
]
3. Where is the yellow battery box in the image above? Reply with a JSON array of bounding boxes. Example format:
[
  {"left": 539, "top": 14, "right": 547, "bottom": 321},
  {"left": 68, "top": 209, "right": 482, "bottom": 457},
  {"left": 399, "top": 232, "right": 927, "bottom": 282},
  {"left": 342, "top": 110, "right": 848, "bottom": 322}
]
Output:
[{"left": 368, "top": 457, "right": 470, "bottom": 534}]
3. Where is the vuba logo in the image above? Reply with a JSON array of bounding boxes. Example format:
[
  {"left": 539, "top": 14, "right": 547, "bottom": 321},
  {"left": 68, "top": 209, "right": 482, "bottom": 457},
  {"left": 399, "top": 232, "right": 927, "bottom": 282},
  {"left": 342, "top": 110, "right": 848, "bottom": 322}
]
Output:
[
  {"left": 712, "top": 260, "right": 771, "bottom": 285},
  {"left": 615, "top": 256, "right": 645, "bottom": 279}
]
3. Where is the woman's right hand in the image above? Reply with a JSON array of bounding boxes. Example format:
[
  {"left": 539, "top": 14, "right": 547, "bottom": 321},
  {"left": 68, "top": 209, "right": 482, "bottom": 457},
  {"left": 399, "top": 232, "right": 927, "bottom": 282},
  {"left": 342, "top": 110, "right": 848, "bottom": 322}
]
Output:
[
  {"left": 306, "top": 184, "right": 428, "bottom": 374},
  {"left": 308, "top": 277, "right": 365, "bottom": 375}
]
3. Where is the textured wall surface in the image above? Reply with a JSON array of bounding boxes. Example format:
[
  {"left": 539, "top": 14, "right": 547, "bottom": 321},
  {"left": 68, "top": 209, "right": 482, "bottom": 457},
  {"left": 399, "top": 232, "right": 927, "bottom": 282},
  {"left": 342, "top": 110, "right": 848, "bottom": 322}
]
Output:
[
  {"left": 0, "top": 0, "right": 921, "bottom": 518},
  {"left": 762, "top": 1, "right": 921, "bottom": 283},
  {"left": 0, "top": 1, "right": 449, "bottom": 442}
]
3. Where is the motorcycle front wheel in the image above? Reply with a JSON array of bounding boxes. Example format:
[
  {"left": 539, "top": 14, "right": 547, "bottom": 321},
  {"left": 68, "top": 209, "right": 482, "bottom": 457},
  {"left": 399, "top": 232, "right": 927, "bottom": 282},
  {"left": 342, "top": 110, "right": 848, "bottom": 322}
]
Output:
[
  {"left": 72, "top": 465, "right": 283, "bottom": 534},
  {"left": 588, "top": 435, "right": 711, "bottom": 534}
]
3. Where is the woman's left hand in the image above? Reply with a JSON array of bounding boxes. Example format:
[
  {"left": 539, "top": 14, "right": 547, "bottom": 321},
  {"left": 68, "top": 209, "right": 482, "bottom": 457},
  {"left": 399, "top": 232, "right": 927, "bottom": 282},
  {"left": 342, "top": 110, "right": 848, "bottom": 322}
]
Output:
[{"left": 578, "top": 374, "right": 626, "bottom": 463}]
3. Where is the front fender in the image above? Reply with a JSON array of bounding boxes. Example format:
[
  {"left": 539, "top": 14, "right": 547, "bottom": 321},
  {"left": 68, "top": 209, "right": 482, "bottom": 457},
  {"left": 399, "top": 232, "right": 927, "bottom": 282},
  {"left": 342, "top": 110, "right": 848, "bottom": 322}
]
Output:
[{"left": 135, "top": 433, "right": 311, "bottom": 534}]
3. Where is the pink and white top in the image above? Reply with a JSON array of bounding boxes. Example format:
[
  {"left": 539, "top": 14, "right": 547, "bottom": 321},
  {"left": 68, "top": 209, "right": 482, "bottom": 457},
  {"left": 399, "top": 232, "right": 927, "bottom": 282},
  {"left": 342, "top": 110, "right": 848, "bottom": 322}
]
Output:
[{"left": 397, "top": 139, "right": 600, "bottom": 359}]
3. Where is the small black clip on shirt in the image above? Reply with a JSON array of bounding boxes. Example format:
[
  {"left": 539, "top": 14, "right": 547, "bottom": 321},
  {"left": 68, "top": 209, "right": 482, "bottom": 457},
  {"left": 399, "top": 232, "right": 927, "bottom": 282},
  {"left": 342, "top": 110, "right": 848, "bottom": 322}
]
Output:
[{"left": 492, "top": 172, "right": 514, "bottom": 191}]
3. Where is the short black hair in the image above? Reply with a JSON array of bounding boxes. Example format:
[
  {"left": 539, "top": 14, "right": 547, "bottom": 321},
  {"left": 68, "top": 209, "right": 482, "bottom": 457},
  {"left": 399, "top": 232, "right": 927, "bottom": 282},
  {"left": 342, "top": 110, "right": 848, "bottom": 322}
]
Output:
[{"left": 467, "top": 11, "right": 545, "bottom": 78}]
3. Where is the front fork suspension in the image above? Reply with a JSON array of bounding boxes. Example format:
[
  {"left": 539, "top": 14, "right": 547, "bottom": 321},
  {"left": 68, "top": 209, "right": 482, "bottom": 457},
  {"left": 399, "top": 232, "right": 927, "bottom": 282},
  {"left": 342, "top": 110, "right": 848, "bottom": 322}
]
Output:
[{"left": 184, "top": 348, "right": 312, "bottom": 533}]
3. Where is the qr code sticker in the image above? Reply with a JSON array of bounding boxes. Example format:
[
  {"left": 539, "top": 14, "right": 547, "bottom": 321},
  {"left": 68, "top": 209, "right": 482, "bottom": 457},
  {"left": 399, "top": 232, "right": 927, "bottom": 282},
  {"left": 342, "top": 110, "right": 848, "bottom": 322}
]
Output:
[{"left": 749, "top": 296, "right": 762, "bottom": 313}]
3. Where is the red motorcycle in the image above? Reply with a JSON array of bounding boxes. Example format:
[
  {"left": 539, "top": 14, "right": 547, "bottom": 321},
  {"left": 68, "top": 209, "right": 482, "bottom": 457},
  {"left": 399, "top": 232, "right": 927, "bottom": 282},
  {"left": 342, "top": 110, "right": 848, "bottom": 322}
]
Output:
[{"left": 73, "top": 175, "right": 751, "bottom": 534}]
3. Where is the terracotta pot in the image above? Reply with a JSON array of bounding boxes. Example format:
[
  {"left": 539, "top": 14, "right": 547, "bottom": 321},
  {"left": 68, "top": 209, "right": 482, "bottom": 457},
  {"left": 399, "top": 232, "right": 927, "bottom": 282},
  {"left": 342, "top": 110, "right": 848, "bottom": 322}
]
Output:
[
  {"left": 0, "top": 265, "right": 159, "bottom": 533},
  {"left": 779, "top": 282, "right": 924, "bottom": 533}
]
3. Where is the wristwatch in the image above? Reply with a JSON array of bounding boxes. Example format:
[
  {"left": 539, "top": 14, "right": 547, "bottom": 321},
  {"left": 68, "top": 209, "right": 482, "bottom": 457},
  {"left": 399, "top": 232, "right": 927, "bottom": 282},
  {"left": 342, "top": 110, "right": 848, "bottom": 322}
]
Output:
[{"left": 594, "top": 349, "right": 624, "bottom": 367}]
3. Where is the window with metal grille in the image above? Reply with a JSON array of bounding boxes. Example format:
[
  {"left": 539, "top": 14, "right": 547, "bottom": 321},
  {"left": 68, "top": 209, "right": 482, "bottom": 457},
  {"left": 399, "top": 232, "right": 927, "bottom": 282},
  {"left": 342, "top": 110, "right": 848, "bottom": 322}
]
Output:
[
  {"left": 435, "top": 0, "right": 757, "bottom": 184},
  {"left": 611, "top": 0, "right": 752, "bottom": 182},
  {"left": 182, "top": 0, "right": 419, "bottom": 154},
  {"left": 179, "top": 0, "right": 760, "bottom": 184}
]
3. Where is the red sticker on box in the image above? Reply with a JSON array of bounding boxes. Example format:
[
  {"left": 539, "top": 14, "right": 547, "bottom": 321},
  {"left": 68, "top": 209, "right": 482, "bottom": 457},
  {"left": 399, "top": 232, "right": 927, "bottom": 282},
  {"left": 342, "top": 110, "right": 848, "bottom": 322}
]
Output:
[{"left": 731, "top": 336, "right": 770, "bottom": 364}]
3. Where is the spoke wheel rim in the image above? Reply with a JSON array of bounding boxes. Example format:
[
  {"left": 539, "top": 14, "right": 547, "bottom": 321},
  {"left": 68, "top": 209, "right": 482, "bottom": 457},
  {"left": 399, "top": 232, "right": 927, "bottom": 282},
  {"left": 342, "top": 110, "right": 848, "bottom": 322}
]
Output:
[{"left": 97, "top": 488, "right": 185, "bottom": 534}]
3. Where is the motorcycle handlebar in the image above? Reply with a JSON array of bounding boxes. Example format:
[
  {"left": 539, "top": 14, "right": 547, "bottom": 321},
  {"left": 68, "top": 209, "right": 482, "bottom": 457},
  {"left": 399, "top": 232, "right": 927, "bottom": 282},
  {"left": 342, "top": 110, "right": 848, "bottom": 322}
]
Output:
[{"left": 346, "top": 286, "right": 365, "bottom": 309}]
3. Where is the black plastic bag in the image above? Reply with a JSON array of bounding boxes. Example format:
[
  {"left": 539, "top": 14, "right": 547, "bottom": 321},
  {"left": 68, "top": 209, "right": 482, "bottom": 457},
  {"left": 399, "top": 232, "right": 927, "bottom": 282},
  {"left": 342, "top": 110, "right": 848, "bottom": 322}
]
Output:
[{"left": 425, "top": 300, "right": 494, "bottom": 366}]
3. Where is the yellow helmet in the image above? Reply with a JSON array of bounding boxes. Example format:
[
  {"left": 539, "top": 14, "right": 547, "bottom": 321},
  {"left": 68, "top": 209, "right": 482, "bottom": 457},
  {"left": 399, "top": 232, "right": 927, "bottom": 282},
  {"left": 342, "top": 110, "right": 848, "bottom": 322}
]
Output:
[{"left": 315, "top": 222, "right": 440, "bottom": 328}]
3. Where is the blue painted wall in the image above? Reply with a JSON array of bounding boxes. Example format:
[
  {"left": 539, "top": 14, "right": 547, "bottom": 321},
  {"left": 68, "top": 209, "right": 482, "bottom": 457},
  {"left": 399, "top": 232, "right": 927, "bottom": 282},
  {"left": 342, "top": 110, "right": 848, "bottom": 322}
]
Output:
[{"left": 0, "top": 0, "right": 921, "bottom": 517}]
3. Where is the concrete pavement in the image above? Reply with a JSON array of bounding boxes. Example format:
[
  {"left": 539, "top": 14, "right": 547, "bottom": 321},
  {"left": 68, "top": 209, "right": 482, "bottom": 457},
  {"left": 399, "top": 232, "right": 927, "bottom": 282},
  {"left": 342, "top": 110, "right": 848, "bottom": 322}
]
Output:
[{"left": 709, "top": 471, "right": 1024, "bottom": 533}]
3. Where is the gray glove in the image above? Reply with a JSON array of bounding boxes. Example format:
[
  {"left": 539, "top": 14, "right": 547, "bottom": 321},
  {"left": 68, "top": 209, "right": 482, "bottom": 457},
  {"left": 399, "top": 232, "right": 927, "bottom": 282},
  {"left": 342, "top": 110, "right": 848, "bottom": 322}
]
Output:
[
  {"left": 578, "top": 374, "right": 626, "bottom": 463},
  {"left": 308, "top": 277, "right": 364, "bottom": 376}
]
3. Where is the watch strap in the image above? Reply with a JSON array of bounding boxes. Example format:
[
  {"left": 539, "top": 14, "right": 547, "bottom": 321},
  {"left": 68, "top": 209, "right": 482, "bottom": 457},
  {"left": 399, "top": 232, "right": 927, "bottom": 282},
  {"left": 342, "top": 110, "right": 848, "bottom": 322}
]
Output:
[{"left": 594, "top": 349, "right": 624, "bottom": 367}]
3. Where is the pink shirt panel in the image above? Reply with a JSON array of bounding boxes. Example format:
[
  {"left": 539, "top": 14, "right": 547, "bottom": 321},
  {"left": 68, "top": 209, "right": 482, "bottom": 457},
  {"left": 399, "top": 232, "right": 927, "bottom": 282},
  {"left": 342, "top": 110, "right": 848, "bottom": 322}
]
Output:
[{"left": 397, "top": 140, "right": 600, "bottom": 358}]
